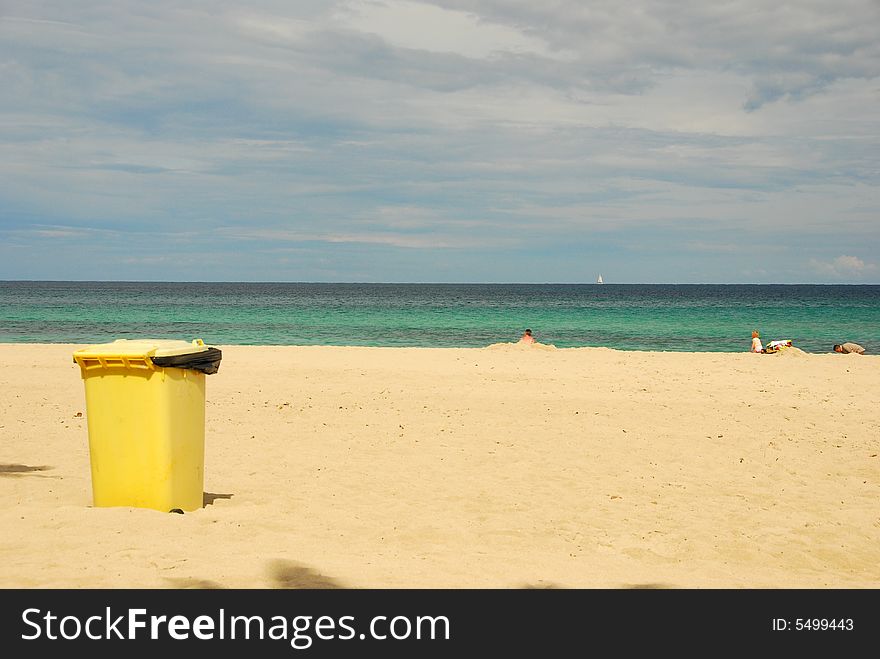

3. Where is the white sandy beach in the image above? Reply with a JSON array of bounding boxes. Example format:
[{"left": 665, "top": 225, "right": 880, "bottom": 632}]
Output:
[{"left": 0, "top": 342, "right": 878, "bottom": 589}]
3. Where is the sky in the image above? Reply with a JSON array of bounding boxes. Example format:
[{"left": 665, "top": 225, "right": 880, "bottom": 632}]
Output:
[{"left": 1, "top": 0, "right": 878, "bottom": 283}]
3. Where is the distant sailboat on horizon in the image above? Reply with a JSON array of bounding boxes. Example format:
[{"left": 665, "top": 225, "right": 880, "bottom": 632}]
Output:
[{"left": 597, "top": 274, "right": 604, "bottom": 284}]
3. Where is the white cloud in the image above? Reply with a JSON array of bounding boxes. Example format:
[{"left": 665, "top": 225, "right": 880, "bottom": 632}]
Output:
[
  {"left": 809, "top": 255, "right": 878, "bottom": 278},
  {"left": 332, "top": 0, "right": 565, "bottom": 60},
  {"left": 234, "top": 15, "right": 314, "bottom": 44},
  {"left": 216, "top": 226, "right": 515, "bottom": 250}
]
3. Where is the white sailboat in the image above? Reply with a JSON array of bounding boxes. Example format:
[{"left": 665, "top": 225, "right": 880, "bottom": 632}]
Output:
[{"left": 597, "top": 274, "right": 604, "bottom": 284}]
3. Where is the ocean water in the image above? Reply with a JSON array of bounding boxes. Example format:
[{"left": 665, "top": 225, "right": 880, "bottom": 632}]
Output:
[{"left": 1, "top": 281, "right": 878, "bottom": 353}]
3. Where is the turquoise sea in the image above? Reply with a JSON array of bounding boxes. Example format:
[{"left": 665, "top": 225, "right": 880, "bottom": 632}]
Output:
[{"left": 1, "top": 282, "right": 877, "bottom": 353}]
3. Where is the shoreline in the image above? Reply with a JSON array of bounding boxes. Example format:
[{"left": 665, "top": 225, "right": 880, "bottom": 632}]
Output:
[
  {"left": 0, "top": 341, "right": 861, "bottom": 354},
  {"left": 1, "top": 343, "right": 877, "bottom": 588}
]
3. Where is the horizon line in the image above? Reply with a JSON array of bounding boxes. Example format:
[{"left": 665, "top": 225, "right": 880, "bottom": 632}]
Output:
[{"left": 2, "top": 279, "right": 879, "bottom": 286}]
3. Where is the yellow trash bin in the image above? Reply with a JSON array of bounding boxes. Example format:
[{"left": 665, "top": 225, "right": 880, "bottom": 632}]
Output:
[{"left": 73, "top": 338, "right": 222, "bottom": 512}]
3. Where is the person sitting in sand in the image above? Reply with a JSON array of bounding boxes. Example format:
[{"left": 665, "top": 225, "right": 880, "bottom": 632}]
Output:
[
  {"left": 518, "top": 329, "right": 536, "bottom": 344},
  {"left": 833, "top": 342, "right": 865, "bottom": 354},
  {"left": 750, "top": 330, "right": 764, "bottom": 353}
]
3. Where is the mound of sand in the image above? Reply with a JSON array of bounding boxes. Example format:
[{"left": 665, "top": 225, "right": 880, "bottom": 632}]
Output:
[
  {"left": 771, "top": 346, "right": 808, "bottom": 357},
  {"left": 486, "top": 341, "right": 557, "bottom": 351}
]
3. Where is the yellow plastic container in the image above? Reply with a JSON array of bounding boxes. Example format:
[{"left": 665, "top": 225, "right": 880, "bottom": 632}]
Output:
[{"left": 73, "top": 339, "right": 221, "bottom": 512}]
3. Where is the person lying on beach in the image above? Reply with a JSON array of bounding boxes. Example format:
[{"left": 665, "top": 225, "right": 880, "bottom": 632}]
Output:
[
  {"left": 833, "top": 342, "right": 865, "bottom": 354},
  {"left": 764, "top": 339, "right": 793, "bottom": 353},
  {"left": 518, "top": 329, "right": 536, "bottom": 344}
]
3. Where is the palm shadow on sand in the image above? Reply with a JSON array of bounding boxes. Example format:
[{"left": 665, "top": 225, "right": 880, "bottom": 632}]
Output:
[
  {"left": 269, "top": 559, "right": 348, "bottom": 589},
  {"left": 164, "top": 577, "right": 226, "bottom": 589},
  {"left": 0, "top": 463, "right": 52, "bottom": 477}
]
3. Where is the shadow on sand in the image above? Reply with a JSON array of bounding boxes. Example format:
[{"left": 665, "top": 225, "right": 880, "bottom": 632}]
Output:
[
  {"left": 269, "top": 559, "right": 348, "bottom": 589},
  {"left": 203, "top": 492, "right": 234, "bottom": 506},
  {"left": 0, "top": 463, "right": 52, "bottom": 477}
]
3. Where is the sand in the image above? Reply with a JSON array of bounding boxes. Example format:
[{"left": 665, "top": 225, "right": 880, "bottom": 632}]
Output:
[{"left": 0, "top": 342, "right": 877, "bottom": 589}]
